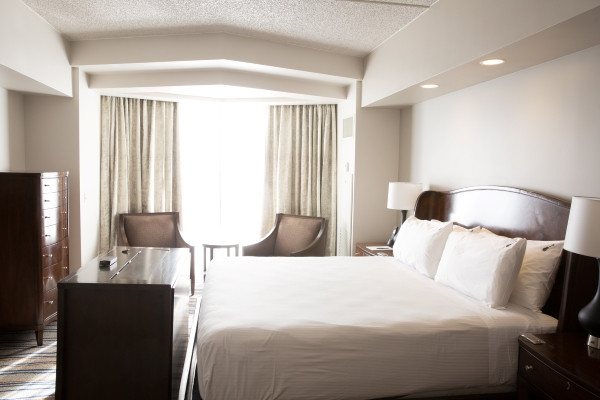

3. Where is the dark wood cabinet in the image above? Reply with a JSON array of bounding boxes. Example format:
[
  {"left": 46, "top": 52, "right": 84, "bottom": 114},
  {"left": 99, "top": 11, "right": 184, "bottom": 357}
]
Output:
[
  {"left": 518, "top": 333, "right": 600, "bottom": 400},
  {"left": 0, "top": 171, "right": 69, "bottom": 345},
  {"left": 56, "top": 247, "right": 193, "bottom": 400}
]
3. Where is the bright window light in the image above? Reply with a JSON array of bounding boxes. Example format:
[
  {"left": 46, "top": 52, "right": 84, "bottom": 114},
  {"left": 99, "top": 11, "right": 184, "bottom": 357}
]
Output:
[{"left": 178, "top": 101, "right": 269, "bottom": 246}]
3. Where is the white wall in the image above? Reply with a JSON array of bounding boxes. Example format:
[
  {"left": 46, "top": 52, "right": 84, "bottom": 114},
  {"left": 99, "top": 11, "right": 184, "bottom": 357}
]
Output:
[
  {"left": 403, "top": 44, "right": 600, "bottom": 200},
  {"left": 337, "top": 83, "right": 357, "bottom": 256},
  {"left": 77, "top": 70, "right": 101, "bottom": 265},
  {"left": 0, "top": 0, "right": 71, "bottom": 96}
]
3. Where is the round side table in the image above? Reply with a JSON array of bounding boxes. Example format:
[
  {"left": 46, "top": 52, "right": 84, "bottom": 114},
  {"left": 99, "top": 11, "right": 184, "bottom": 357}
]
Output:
[{"left": 202, "top": 242, "right": 240, "bottom": 278}]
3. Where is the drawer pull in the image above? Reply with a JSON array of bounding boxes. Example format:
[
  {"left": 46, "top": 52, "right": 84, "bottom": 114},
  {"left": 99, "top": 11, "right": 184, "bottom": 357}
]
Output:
[
  {"left": 43, "top": 254, "right": 52, "bottom": 257},
  {"left": 525, "top": 364, "right": 534, "bottom": 371},
  {"left": 44, "top": 216, "right": 51, "bottom": 219},
  {"left": 565, "top": 381, "right": 571, "bottom": 391},
  {"left": 44, "top": 300, "right": 54, "bottom": 305}
]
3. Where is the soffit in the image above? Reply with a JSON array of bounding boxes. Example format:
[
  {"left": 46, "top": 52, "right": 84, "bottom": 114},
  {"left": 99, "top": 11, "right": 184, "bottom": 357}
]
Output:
[{"left": 19, "top": 0, "right": 436, "bottom": 57}]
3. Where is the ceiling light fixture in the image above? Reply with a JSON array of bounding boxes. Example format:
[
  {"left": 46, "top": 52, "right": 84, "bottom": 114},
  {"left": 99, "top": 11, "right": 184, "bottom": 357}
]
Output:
[
  {"left": 480, "top": 58, "right": 505, "bottom": 66},
  {"left": 336, "top": 0, "right": 431, "bottom": 7},
  {"left": 420, "top": 84, "right": 439, "bottom": 89}
]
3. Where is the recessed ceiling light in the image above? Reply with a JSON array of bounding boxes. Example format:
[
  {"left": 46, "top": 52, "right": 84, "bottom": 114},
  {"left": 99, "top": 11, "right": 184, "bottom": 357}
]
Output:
[
  {"left": 420, "top": 84, "right": 439, "bottom": 89},
  {"left": 480, "top": 58, "right": 505, "bottom": 66}
]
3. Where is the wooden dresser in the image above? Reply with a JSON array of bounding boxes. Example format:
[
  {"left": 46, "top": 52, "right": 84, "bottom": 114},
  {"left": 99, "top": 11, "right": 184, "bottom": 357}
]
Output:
[
  {"left": 0, "top": 171, "right": 69, "bottom": 345},
  {"left": 56, "top": 247, "right": 193, "bottom": 400}
]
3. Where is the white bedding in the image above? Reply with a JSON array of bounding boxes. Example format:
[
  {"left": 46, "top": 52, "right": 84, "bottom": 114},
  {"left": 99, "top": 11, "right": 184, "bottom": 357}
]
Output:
[{"left": 197, "top": 256, "right": 557, "bottom": 400}]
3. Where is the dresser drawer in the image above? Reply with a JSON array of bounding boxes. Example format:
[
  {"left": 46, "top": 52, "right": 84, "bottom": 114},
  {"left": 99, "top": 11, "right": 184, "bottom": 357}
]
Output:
[
  {"left": 41, "top": 176, "right": 68, "bottom": 193},
  {"left": 42, "top": 205, "right": 67, "bottom": 227},
  {"left": 42, "top": 207, "right": 60, "bottom": 227},
  {"left": 43, "top": 287, "right": 58, "bottom": 320},
  {"left": 41, "top": 178, "right": 60, "bottom": 194},
  {"left": 41, "top": 191, "right": 60, "bottom": 209},
  {"left": 41, "top": 189, "right": 67, "bottom": 210},
  {"left": 43, "top": 261, "right": 69, "bottom": 292},
  {"left": 42, "top": 240, "right": 68, "bottom": 268},
  {"left": 519, "top": 348, "right": 599, "bottom": 400},
  {"left": 42, "top": 224, "right": 60, "bottom": 246},
  {"left": 41, "top": 220, "right": 68, "bottom": 246}
]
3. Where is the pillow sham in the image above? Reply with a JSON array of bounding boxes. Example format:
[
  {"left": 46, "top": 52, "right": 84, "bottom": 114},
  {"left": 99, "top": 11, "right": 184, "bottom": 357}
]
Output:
[
  {"left": 509, "top": 240, "right": 564, "bottom": 312},
  {"left": 393, "top": 216, "right": 453, "bottom": 278},
  {"left": 434, "top": 229, "right": 527, "bottom": 308}
]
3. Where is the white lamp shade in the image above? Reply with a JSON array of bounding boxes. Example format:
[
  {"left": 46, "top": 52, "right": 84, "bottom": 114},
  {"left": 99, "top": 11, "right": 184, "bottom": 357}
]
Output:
[
  {"left": 564, "top": 196, "right": 600, "bottom": 258},
  {"left": 387, "top": 182, "right": 423, "bottom": 211}
]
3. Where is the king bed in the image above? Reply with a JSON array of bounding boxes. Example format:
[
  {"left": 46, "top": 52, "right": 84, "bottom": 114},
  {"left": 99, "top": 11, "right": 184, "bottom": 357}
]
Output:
[{"left": 195, "top": 186, "right": 597, "bottom": 400}]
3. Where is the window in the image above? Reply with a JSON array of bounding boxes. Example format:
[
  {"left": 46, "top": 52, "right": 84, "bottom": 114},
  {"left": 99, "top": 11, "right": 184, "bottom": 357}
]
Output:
[{"left": 178, "top": 101, "right": 268, "bottom": 246}]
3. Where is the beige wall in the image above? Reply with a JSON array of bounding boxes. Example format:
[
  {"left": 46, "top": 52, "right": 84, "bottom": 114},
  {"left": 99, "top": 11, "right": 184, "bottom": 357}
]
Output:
[
  {"left": 402, "top": 44, "right": 600, "bottom": 201},
  {"left": 352, "top": 84, "right": 401, "bottom": 245},
  {"left": 0, "top": 89, "right": 26, "bottom": 171},
  {"left": 24, "top": 72, "right": 82, "bottom": 269}
]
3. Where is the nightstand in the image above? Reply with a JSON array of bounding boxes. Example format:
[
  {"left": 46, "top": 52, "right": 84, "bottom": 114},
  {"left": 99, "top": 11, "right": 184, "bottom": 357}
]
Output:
[
  {"left": 518, "top": 332, "right": 600, "bottom": 400},
  {"left": 355, "top": 242, "right": 393, "bottom": 257}
]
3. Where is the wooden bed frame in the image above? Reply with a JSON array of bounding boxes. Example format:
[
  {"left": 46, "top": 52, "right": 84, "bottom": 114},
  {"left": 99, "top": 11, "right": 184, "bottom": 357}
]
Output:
[{"left": 405, "top": 185, "right": 598, "bottom": 400}]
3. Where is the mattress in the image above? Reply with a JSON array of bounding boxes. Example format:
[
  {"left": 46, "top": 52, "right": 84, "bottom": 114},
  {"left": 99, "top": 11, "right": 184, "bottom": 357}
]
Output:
[{"left": 197, "top": 256, "right": 557, "bottom": 400}]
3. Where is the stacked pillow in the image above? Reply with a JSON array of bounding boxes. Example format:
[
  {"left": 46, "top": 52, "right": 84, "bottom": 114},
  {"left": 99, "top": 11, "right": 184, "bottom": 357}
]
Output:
[
  {"left": 392, "top": 217, "right": 453, "bottom": 278},
  {"left": 509, "top": 240, "right": 564, "bottom": 311},
  {"left": 434, "top": 228, "right": 526, "bottom": 309},
  {"left": 392, "top": 217, "right": 564, "bottom": 311}
]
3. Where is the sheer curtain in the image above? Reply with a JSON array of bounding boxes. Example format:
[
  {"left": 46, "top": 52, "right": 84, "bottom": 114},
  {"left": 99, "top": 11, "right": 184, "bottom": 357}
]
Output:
[
  {"left": 178, "top": 101, "right": 268, "bottom": 247},
  {"left": 99, "top": 96, "right": 181, "bottom": 252},
  {"left": 263, "top": 104, "right": 337, "bottom": 255}
]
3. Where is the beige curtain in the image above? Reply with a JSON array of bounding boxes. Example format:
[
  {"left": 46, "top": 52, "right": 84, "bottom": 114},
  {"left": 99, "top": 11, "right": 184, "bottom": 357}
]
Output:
[
  {"left": 99, "top": 96, "right": 182, "bottom": 252},
  {"left": 263, "top": 104, "right": 337, "bottom": 255}
]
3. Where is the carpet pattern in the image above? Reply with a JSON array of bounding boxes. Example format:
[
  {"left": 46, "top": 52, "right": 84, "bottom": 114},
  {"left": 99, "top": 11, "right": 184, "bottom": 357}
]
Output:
[
  {"left": 0, "top": 323, "right": 57, "bottom": 400},
  {"left": 0, "top": 296, "right": 199, "bottom": 400}
]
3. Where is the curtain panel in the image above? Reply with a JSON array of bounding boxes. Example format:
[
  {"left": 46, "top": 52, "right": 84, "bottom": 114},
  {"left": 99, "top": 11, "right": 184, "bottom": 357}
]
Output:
[
  {"left": 263, "top": 104, "right": 337, "bottom": 255},
  {"left": 99, "top": 96, "right": 182, "bottom": 252}
]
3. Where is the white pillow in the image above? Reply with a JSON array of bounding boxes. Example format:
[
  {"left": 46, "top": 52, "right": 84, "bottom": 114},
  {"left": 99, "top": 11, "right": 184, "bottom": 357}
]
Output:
[
  {"left": 509, "top": 240, "right": 564, "bottom": 312},
  {"left": 453, "top": 224, "right": 481, "bottom": 233},
  {"left": 393, "top": 216, "right": 453, "bottom": 278},
  {"left": 434, "top": 229, "right": 527, "bottom": 308}
]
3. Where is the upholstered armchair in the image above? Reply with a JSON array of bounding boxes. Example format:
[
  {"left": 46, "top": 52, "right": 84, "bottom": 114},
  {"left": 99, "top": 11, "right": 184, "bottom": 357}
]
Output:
[
  {"left": 118, "top": 212, "right": 196, "bottom": 293},
  {"left": 242, "top": 213, "right": 327, "bottom": 257}
]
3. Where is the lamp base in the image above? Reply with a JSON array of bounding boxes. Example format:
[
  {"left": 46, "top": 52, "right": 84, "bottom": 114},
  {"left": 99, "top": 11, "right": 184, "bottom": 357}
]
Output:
[{"left": 588, "top": 334, "right": 600, "bottom": 349}]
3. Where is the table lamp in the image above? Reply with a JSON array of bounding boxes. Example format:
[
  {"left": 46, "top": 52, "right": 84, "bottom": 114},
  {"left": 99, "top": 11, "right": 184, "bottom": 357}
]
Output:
[
  {"left": 564, "top": 196, "right": 600, "bottom": 349},
  {"left": 386, "top": 182, "right": 422, "bottom": 246}
]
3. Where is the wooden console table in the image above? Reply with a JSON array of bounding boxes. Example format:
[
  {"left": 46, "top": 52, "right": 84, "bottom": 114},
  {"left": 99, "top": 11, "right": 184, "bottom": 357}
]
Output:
[{"left": 56, "top": 247, "right": 196, "bottom": 400}]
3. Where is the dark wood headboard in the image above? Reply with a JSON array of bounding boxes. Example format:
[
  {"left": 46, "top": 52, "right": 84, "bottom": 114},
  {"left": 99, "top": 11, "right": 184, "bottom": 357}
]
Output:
[{"left": 413, "top": 186, "right": 597, "bottom": 332}]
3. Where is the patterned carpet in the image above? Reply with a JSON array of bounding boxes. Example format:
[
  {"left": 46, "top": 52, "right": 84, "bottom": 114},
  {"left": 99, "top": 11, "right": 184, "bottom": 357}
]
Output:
[
  {"left": 0, "top": 296, "right": 199, "bottom": 400},
  {"left": 0, "top": 323, "right": 57, "bottom": 400}
]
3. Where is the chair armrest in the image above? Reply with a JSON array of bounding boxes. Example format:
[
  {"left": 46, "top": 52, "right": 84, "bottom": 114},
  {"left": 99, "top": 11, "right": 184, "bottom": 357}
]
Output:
[
  {"left": 242, "top": 227, "right": 278, "bottom": 256},
  {"left": 290, "top": 221, "right": 328, "bottom": 257}
]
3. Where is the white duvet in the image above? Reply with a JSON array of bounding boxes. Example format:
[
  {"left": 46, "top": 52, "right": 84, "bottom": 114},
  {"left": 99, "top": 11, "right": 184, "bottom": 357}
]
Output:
[{"left": 197, "top": 256, "right": 557, "bottom": 400}]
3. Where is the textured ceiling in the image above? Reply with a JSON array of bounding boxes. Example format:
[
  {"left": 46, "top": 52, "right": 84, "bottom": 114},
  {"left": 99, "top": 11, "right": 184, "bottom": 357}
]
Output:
[{"left": 20, "top": 0, "right": 436, "bottom": 56}]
